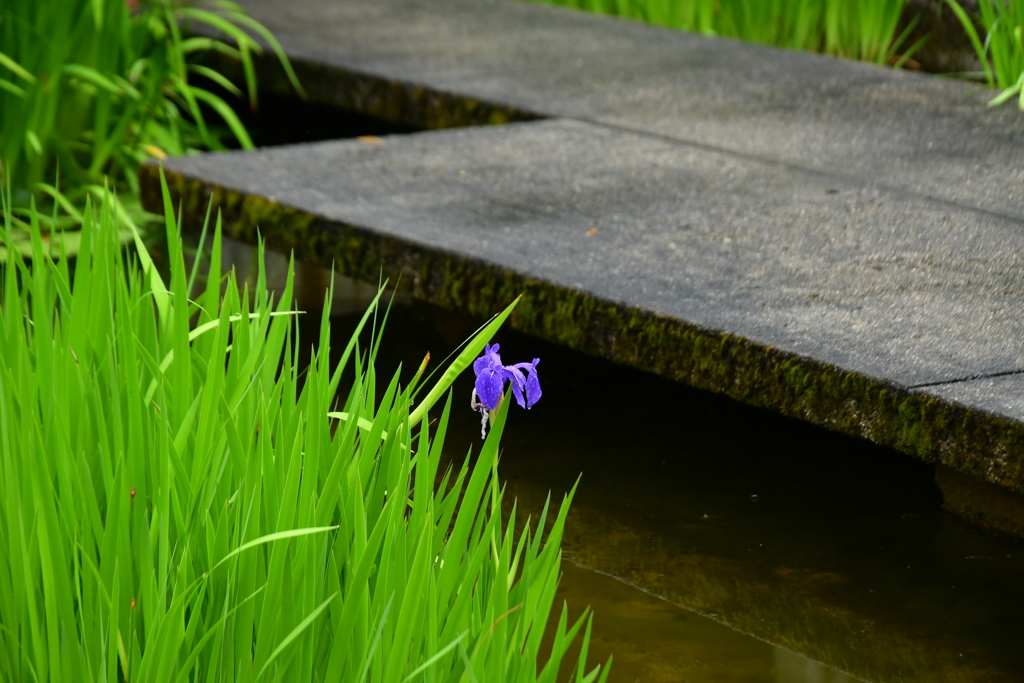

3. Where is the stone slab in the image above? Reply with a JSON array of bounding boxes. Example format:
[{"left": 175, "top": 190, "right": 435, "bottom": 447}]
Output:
[
  {"left": 226, "top": 0, "right": 1024, "bottom": 221},
  {"left": 142, "top": 118, "right": 1024, "bottom": 493},
  {"left": 924, "top": 374, "right": 1024, "bottom": 423}
]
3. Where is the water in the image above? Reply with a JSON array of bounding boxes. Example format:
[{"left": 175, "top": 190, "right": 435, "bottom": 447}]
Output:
[
  {"left": 218, "top": 239, "right": 1024, "bottom": 683},
  {"left": 556, "top": 561, "right": 862, "bottom": 683}
]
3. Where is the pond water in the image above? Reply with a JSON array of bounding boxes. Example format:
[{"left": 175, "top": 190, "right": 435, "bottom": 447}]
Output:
[{"left": 213, "top": 233, "right": 1024, "bottom": 683}]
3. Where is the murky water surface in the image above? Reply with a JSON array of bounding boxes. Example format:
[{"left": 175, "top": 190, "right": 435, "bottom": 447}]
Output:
[{"left": 219, "top": 241, "right": 1024, "bottom": 683}]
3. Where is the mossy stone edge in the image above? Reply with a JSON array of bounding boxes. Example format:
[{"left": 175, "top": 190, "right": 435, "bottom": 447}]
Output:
[{"left": 141, "top": 166, "right": 1024, "bottom": 502}]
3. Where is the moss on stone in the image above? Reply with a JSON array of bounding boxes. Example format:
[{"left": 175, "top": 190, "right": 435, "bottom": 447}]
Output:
[{"left": 140, "top": 166, "right": 1024, "bottom": 506}]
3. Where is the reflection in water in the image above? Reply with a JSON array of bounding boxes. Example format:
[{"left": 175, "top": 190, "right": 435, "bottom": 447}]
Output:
[
  {"left": 558, "top": 561, "right": 863, "bottom": 683},
  {"left": 212, "top": 239, "right": 1024, "bottom": 683},
  {"left": 773, "top": 647, "right": 859, "bottom": 683}
]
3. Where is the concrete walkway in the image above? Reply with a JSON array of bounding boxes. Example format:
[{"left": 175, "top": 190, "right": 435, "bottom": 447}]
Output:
[{"left": 145, "top": 0, "right": 1024, "bottom": 521}]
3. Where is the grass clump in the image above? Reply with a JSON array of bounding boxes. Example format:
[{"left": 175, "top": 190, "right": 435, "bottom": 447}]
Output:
[
  {"left": 528, "top": 0, "right": 926, "bottom": 65},
  {"left": 0, "top": 0, "right": 299, "bottom": 223},
  {"left": 947, "top": 0, "right": 1024, "bottom": 108},
  {"left": 0, "top": 174, "right": 609, "bottom": 683}
]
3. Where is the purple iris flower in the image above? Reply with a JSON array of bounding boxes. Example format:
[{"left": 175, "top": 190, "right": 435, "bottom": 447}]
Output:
[{"left": 470, "top": 343, "right": 541, "bottom": 438}]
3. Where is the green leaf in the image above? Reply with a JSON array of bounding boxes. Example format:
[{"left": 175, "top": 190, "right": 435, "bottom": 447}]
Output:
[
  {"left": 25, "top": 131, "right": 43, "bottom": 156},
  {"left": 256, "top": 593, "right": 338, "bottom": 680},
  {"left": 208, "top": 527, "right": 338, "bottom": 575},
  {"left": 0, "top": 78, "right": 27, "bottom": 98},
  {"left": 62, "top": 64, "right": 131, "bottom": 97},
  {"left": 187, "top": 64, "right": 244, "bottom": 98},
  {"left": 945, "top": 0, "right": 994, "bottom": 86},
  {"left": 0, "top": 50, "right": 36, "bottom": 83},
  {"left": 187, "top": 86, "right": 254, "bottom": 149},
  {"left": 401, "top": 631, "right": 468, "bottom": 682}
]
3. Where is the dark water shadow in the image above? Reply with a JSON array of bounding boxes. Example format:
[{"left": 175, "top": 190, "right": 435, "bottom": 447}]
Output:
[{"left": 190, "top": 77, "right": 418, "bottom": 149}]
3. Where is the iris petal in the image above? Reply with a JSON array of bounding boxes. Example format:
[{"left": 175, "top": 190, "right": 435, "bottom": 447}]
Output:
[
  {"left": 522, "top": 359, "right": 541, "bottom": 407},
  {"left": 508, "top": 369, "right": 526, "bottom": 408},
  {"left": 475, "top": 367, "right": 504, "bottom": 410},
  {"left": 474, "top": 343, "right": 498, "bottom": 375},
  {"left": 473, "top": 355, "right": 489, "bottom": 376},
  {"left": 525, "top": 371, "right": 541, "bottom": 407}
]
